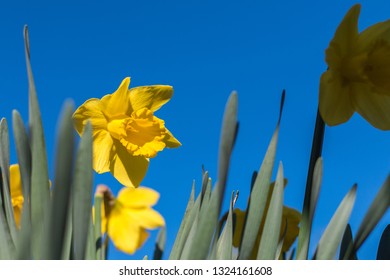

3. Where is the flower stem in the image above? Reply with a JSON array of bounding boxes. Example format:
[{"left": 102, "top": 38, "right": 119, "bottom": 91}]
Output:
[{"left": 297, "top": 108, "right": 325, "bottom": 259}]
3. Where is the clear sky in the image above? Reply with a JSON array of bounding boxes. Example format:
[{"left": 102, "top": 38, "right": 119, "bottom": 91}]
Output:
[{"left": 1, "top": 0, "right": 389, "bottom": 260}]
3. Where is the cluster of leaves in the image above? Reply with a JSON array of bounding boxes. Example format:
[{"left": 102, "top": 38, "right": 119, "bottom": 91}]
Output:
[
  {"left": 0, "top": 27, "right": 96, "bottom": 260},
  {"left": 166, "top": 91, "right": 390, "bottom": 260}
]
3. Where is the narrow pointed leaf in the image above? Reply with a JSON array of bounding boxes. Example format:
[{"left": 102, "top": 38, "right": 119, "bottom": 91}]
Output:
[
  {"left": 315, "top": 185, "right": 357, "bottom": 260},
  {"left": 297, "top": 157, "right": 323, "bottom": 259},
  {"left": 339, "top": 224, "right": 356, "bottom": 260},
  {"left": 153, "top": 226, "right": 166, "bottom": 260},
  {"left": 44, "top": 102, "right": 75, "bottom": 259},
  {"left": 216, "top": 192, "right": 234, "bottom": 260},
  {"left": 72, "top": 122, "right": 93, "bottom": 259},
  {"left": 353, "top": 176, "right": 390, "bottom": 253},
  {"left": 257, "top": 162, "right": 284, "bottom": 260},
  {"left": 85, "top": 216, "right": 96, "bottom": 260},
  {"left": 377, "top": 225, "right": 390, "bottom": 260},
  {"left": 12, "top": 110, "right": 31, "bottom": 200},
  {"left": 24, "top": 26, "right": 50, "bottom": 259},
  {"left": 0, "top": 204, "right": 13, "bottom": 259},
  {"left": 169, "top": 183, "right": 195, "bottom": 259},
  {"left": 0, "top": 119, "right": 17, "bottom": 244}
]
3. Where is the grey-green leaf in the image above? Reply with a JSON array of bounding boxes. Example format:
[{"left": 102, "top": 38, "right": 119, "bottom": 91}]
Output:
[
  {"left": 72, "top": 122, "right": 93, "bottom": 260},
  {"left": 315, "top": 185, "right": 357, "bottom": 260},
  {"left": 257, "top": 162, "right": 284, "bottom": 260}
]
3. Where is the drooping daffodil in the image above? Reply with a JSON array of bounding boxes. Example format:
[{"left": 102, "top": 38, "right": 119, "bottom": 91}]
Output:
[
  {"left": 94, "top": 184, "right": 165, "bottom": 255},
  {"left": 10, "top": 164, "right": 24, "bottom": 228},
  {"left": 73, "top": 77, "right": 181, "bottom": 187},
  {"left": 319, "top": 4, "right": 390, "bottom": 130}
]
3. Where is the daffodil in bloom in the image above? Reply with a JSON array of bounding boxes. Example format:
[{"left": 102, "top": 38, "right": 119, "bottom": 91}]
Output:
[
  {"left": 73, "top": 78, "right": 181, "bottom": 187},
  {"left": 320, "top": 4, "right": 390, "bottom": 130},
  {"left": 95, "top": 184, "right": 165, "bottom": 255},
  {"left": 10, "top": 164, "right": 24, "bottom": 228},
  {"left": 233, "top": 181, "right": 301, "bottom": 259}
]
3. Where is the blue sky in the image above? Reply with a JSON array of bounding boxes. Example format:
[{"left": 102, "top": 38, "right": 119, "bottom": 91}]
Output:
[{"left": 1, "top": 0, "right": 389, "bottom": 260}]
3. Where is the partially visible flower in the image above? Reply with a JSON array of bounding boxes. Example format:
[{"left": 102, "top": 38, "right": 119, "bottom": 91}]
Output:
[
  {"left": 94, "top": 184, "right": 165, "bottom": 255},
  {"left": 320, "top": 4, "right": 390, "bottom": 130},
  {"left": 73, "top": 77, "right": 181, "bottom": 187},
  {"left": 10, "top": 164, "right": 24, "bottom": 228},
  {"left": 233, "top": 181, "right": 301, "bottom": 259}
]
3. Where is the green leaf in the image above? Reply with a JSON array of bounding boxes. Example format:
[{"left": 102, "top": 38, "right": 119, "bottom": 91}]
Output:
[
  {"left": 24, "top": 26, "right": 51, "bottom": 259},
  {"left": 296, "top": 157, "right": 323, "bottom": 259},
  {"left": 153, "top": 226, "right": 166, "bottom": 260},
  {"left": 0, "top": 118, "right": 17, "bottom": 245},
  {"left": 215, "top": 192, "right": 234, "bottom": 260},
  {"left": 257, "top": 162, "right": 284, "bottom": 260},
  {"left": 85, "top": 216, "right": 97, "bottom": 260},
  {"left": 12, "top": 110, "right": 31, "bottom": 201},
  {"left": 72, "top": 122, "right": 93, "bottom": 260},
  {"left": 0, "top": 209, "right": 13, "bottom": 259},
  {"left": 377, "top": 224, "right": 390, "bottom": 260},
  {"left": 169, "top": 182, "right": 195, "bottom": 259},
  {"left": 353, "top": 176, "right": 390, "bottom": 254},
  {"left": 93, "top": 195, "right": 103, "bottom": 260},
  {"left": 44, "top": 101, "right": 75, "bottom": 259},
  {"left": 315, "top": 185, "right": 357, "bottom": 260},
  {"left": 182, "top": 92, "right": 238, "bottom": 260},
  {"left": 339, "top": 224, "right": 357, "bottom": 260}
]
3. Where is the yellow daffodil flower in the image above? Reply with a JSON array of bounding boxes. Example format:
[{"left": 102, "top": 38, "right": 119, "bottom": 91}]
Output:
[
  {"left": 10, "top": 164, "right": 24, "bottom": 228},
  {"left": 95, "top": 184, "right": 165, "bottom": 255},
  {"left": 233, "top": 181, "right": 301, "bottom": 259},
  {"left": 320, "top": 4, "right": 390, "bottom": 130},
  {"left": 73, "top": 77, "right": 181, "bottom": 187}
]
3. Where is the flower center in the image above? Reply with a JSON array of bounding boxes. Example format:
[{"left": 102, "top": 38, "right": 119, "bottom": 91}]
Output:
[{"left": 107, "top": 108, "right": 167, "bottom": 158}]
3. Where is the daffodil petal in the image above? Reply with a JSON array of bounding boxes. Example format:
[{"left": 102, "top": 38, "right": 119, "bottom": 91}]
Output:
[
  {"left": 101, "top": 77, "right": 132, "bottom": 118},
  {"left": 137, "top": 229, "right": 150, "bottom": 249},
  {"left": 127, "top": 208, "right": 165, "bottom": 229},
  {"left": 281, "top": 206, "right": 301, "bottom": 252},
  {"left": 129, "top": 85, "right": 173, "bottom": 113},
  {"left": 352, "top": 83, "right": 390, "bottom": 130},
  {"left": 108, "top": 206, "right": 143, "bottom": 254},
  {"left": 358, "top": 20, "right": 390, "bottom": 51},
  {"left": 319, "top": 71, "right": 355, "bottom": 126},
  {"left": 93, "top": 130, "right": 114, "bottom": 173},
  {"left": 73, "top": 98, "right": 108, "bottom": 134},
  {"left": 110, "top": 141, "right": 149, "bottom": 187},
  {"left": 163, "top": 129, "right": 182, "bottom": 148},
  {"left": 10, "top": 164, "right": 23, "bottom": 198},
  {"left": 326, "top": 4, "right": 360, "bottom": 66},
  {"left": 117, "top": 187, "right": 160, "bottom": 208}
]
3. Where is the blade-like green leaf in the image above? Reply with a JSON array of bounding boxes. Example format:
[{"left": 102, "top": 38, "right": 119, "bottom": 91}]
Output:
[
  {"left": 24, "top": 26, "right": 51, "bottom": 259},
  {"left": 85, "top": 215, "right": 96, "bottom": 260},
  {"left": 61, "top": 202, "right": 73, "bottom": 260},
  {"left": 44, "top": 101, "right": 75, "bottom": 259},
  {"left": 239, "top": 91, "right": 284, "bottom": 260},
  {"left": 339, "top": 224, "right": 357, "bottom": 260},
  {"left": 377, "top": 224, "right": 390, "bottom": 260},
  {"left": 153, "top": 226, "right": 166, "bottom": 260},
  {"left": 216, "top": 192, "right": 234, "bottom": 260},
  {"left": 93, "top": 195, "right": 104, "bottom": 260},
  {"left": 353, "top": 176, "right": 390, "bottom": 254},
  {"left": 0, "top": 191, "right": 14, "bottom": 259},
  {"left": 315, "top": 185, "right": 357, "bottom": 260},
  {"left": 72, "top": 122, "right": 93, "bottom": 260},
  {"left": 12, "top": 110, "right": 31, "bottom": 201},
  {"left": 169, "top": 182, "right": 195, "bottom": 260},
  {"left": 297, "top": 157, "right": 323, "bottom": 259},
  {"left": 0, "top": 118, "right": 17, "bottom": 245},
  {"left": 183, "top": 92, "right": 238, "bottom": 260},
  {"left": 257, "top": 162, "right": 284, "bottom": 260}
]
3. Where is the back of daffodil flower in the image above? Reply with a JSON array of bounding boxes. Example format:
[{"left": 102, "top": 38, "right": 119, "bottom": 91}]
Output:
[
  {"left": 320, "top": 4, "right": 390, "bottom": 130},
  {"left": 73, "top": 77, "right": 181, "bottom": 187}
]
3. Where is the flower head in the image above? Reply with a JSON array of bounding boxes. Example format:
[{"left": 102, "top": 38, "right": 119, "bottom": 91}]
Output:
[
  {"left": 95, "top": 184, "right": 165, "bottom": 255},
  {"left": 10, "top": 164, "right": 24, "bottom": 228},
  {"left": 320, "top": 4, "right": 390, "bottom": 130},
  {"left": 73, "top": 78, "right": 181, "bottom": 187}
]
